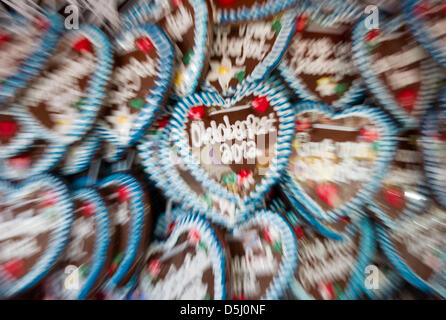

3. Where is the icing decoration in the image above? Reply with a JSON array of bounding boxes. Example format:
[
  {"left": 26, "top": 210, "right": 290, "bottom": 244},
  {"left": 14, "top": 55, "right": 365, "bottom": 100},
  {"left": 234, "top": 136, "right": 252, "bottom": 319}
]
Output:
[
  {"left": 203, "top": 10, "right": 296, "bottom": 96},
  {"left": 352, "top": 15, "right": 441, "bottom": 128},
  {"left": 137, "top": 213, "right": 226, "bottom": 300},
  {"left": 0, "top": 174, "right": 74, "bottom": 299},
  {"left": 298, "top": 0, "right": 364, "bottom": 27},
  {"left": 98, "top": 23, "right": 174, "bottom": 148},
  {"left": 42, "top": 188, "right": 112, "bottom": 300},
  {"left": 278, "top": 22, "right": 364, "bottom": 109},
  {"left": 281, "top": 101, "right": 397, "bottom": 222},
  {"left": 15, "top": 25, "right": 113, "bottom": 145},
  {"left": 378, "top": 201, "right": 446, "bottom": 298},
  {"left": 0, "top": 11, "right": 63, "bottom": 108},
  {"left": 122, "top": 0, "right": 211, "bottom": 98},
  {"left": 402, "top": 0, "right": 446, "bottom": 69},
  {"left": 170, "top": 79, "right": 295, "bottom": 210},
  {"left": 368, "top": 129, "right": 429, "bottom": 229},
  {"left": 209, "top": 0, "right": 299, "bottom": 24},
  {"left": 227, "top": 210, "right": 297, "bottom": 300}
]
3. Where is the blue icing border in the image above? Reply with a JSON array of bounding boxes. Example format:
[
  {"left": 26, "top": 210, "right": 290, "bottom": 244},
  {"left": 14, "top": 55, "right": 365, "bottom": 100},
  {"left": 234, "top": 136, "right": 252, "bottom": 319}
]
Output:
[
  {"left": 61, "top": 129, "right": 101, "bottom": 176},
  {"left": 281, "top": 100, "right": 398, "bottom": 222},
  {"left": 209, "top": 0, "right": 299, "bottom": 24},
  {"left": 170, "top": 78, "right": 296, "bottom": 212},
  {"left": 0, "top": 139, "right": 68, "bottom": 180},
  {"left": 202, "top": 9, "right": 296, "bottom": 98},
  {"left": 0, "top": 174, "right": 74, "bottom": 299},
  {"left": 98, "top": 173, "right": 148, "bottom": 294},
  {"left": 352, "top": 15, "right": 441, "bottom": 128},
  {"left": 290, "top": 217, "right": 376, "bottom": 300},
  {"left": 121, "top": 0, "right": 210, "bottom": 98},
  {"left": 298, "top": 0, "right": 364, "bottom": 27},
  {"left": 402, "top": 0, "right": 446, "bottom": 69},
  {"left": 97, "top": 23, "right": 174, "bottom": 148},
  {"left": 15, "top": 25, "right": 113, "bottom": 145},
  {"left": 138, "top": 212, "right": 226, "bottom": 300},
  {"left": 0, "top": 11, "right": 63, "bottom": 107}
]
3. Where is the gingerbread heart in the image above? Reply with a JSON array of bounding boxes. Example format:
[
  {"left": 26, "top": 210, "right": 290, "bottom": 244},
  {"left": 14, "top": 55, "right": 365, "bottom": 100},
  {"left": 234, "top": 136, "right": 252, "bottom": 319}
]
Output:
[
  {"left": 209, "top": 0, "right": 299, "bottom": 24},
  {"left": 378, "top": 201, "right": 446, "bottom": 298},
  {"left": 203, "top": 10, "right": 296, "bottom": 96},
  {"left": 136, "top": 213, "right": 226, "bottom": 300},
  {"left": 0, "top": 174, "right": 74, "bottom": 299},
  {"left": 278, "top": 20, "right": 364, "bottom": 109},
  {"left": 15, "top": 25, "right": 113, "bottom": 145},
  {"left": 225, "top": 210, "right": 297, "bottom": 300},
  {"left": 0, "top": 11, "right": 63, "bottom": 108},
  {"left": 170, "top": 79, "right": 295, "bottom": 210},
  {"left": 420, "top": 102, "right": 446, "bottom": 209},
  {"left": 368, "top": 129, "right": 429, "bottom": 229},
  {"left": 281, "top": 101, "right": 397, "bottom": 222},
  {"left": 98, "top": 23, "right": 174, "bottom": 148},
  {"left": 402, "top": 0, "right": 446, "bottom": 69},
  {"left": 122, "top": 0, "right": 212, "bottom": 98},
  {"left": 42, "top": 188, "right": 112, "bottom": 300},
  {"left": 352, "top": 16, "right": 441, "bottom": 128}
]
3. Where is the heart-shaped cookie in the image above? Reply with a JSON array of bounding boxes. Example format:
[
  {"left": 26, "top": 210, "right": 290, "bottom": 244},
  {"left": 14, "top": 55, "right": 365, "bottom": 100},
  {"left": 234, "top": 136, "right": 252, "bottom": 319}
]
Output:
[
  {"left": 209, "top": 0, "right": 299, "bottom": 24},
  {"left": 0, "top": 106, "right": 35, "bottom": 159},
  {"left": 278, "top": 21, "right": 364, "bottom": 109},
  {"left": 98, "top": 23, "right": 174, "bottom": 148},
  {"left": 352, "top": 15, "right": 441, "bottom": 128},
  {"left": 378, "top": 200, "right": 446, "bottom": 298},
  {"left": 122, "top": 0, "right": 212, "bottom": 98},
  {"left": 368, "top": 129, "right": 430, "bottom": 229},
  {"left": 42, "top": 188, "right": 112, "bottom": 300},
  {"left": 203, "top": 10, "right": 296, "bottom": 96},
  {"left": 97, "top": 173, "right": 151, "bottom": 299},
  {"left": 0, "top": 11, "right": 63, "bottom": 108},
  {"left": 225, "top": 210, "right": 297, "bottom": 300},
  {"left": 16, "top": 25, "right": 113, "bottom": 145},
  {"left": 420, "top": 103, "right": 446, "bottom": 209},
  {"left": 402, "top": 0, "right": 446, "bottom": 69},
  {"left": 0, "top": 139, "right": 67, "bottom": 181},
  {"left": 0, "top": 174, "right": 74, "bottom": 299},
  {"left": 282, "top": 209, "right": 375, "bottom": 300},
  {"left": 170, "top": 79, "right": 295, "bottom": 210},
  {"left": 281, "top": 101, "right": 397, "bottom": 222},
  {"left": 136, "top": 213, "right": 226, "bottom": 300}
]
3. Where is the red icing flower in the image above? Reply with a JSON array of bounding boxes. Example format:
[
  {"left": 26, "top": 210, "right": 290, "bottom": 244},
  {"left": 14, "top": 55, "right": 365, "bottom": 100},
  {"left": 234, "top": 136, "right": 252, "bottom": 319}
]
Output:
[
  {"left": 172, "top": 0, "right": 183, "bottom": 7},
  {"left": 295, "top": 15, "right": 308, "bottom": 33},
  {"left": 147, "top": 259, "right": 161, "bottom": 276},
  {"left": 232, "top": 294, "right": 246, "bottom": 300},
  {"left": 116, "top": 186, "right": 130, "bottom": 203},
  {"left": 33, "top": 16, "right": 50, "bottom": 30},
  {"left": 217, "top": 0, "right": 238, "bottom": 7},
  {"left": 295, "top": 225, "right": 305, "bottom": 239},
  {"left": 315, "top": 183, "right": 339, "bottom": 208},
  {"left": 295, "top": 119, "right": 311, "bottom": 132},
  {"left": 252, "top": 96, "right": 269, "bottom": 113},
  {"left": 188, "top": 105, "right": 205, "bottom": 120},
  {"left": 167, "top": 221, "right": 176, "bottom": 235},
  {"left": 81, "top": 202, "right": 95, "bottom": 218},
  {"left": 382, "top": 187, "right": 405, "bottom": 210},
  {"left": 360, "top": 128, "right": 379, "bottom": 142},
  {"left": 40, "top": 190, "right": 58, "bottom": 208},
  {"left": 157, "top": 117, "right": 170, "bottom": 129},
  {"left": 339, "top": 216, "right": 350, "bottom": 224},
  {"left": 263, "top": 228, "right": 273, "bottom": 243},
  {"left": 135, "top": 37, "right": 153, "bottom": 53},
  {"left": 73, "top": 37, "right": 93, "bottom": 53},
  {"left": 0, "top": 121, "right": 18, "bottom": 141},
  {"left": 188, "top": 229, "right": 200, "bottom": 244},
  {"left": 319, "top": 282, "right": 335, "bottom": 300},
  {"left": 8, "top": 155, "right": 32, "bottom": 170},
  {"left": 0, "top": 33, "right": 11, "bottom": 49},
  {"left": 396, "top": 89, "right": 418, "bottom": 113},
  {"left": 365, "top": 29, "right": 380, "bottom": 42},
  {"left": 2, "top": 259, "right": 25, "bottom": 279}
]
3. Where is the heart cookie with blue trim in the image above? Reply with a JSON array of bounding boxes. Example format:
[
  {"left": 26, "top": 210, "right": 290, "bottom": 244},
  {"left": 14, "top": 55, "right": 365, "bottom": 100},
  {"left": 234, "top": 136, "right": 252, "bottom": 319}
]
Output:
[
  {"left": 0, "top": 11, "right": 63, "bottom": 108},
  {"left": 203, "top": 10, "right": 296, "bottom": 96},
  {"left": 98, "top": 23, "right": 174, "bottom": 148},
  {"left": 16, "top": 25, "right": 113, "bottom": 145},
  {"left": 170, "top": 79, "right": 295, "bottom": 212},
  {"left": 0, "top": 174, "right": 74, "bottom": 299},
  {"left": 122, "top": 0, "right": 212, "bottom": 98},
  {"left": 42, "top": 188, "right": 112, "bottom": 300},
  {"left": 281, "top": 101, "right": 397, "bottom": 222},
  {"left": 352, "top": 15, "right": 441, "bottom": 128},
  {"left": 135, "top": 213, "right": 226, "bottom": 300},
  {"left": 402, "top": 0, "right": 446, "bottom": 69}
]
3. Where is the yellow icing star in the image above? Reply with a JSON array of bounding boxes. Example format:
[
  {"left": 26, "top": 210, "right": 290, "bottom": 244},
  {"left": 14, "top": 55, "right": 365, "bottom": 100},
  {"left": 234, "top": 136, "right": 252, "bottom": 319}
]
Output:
[
  {"left": 317, "top": 77, "right": 333, "bottom": 86},
  {"left": 117, "top": 115, "right": 128, "bottom": 124},
  {"left": 218, "top": 66, "right": 230, "bottom": 75},
  {"left": 175, "top": 72, "right": 183, "bottom": 86},
  {"left": 56, "top": 119, "right": 70, "bottom": 127}
]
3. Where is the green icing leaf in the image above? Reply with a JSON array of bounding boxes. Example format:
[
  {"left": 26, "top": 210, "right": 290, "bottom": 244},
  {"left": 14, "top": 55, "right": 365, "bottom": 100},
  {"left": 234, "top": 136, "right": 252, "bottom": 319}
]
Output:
[
  {"left": 182, "top": 49, "right": 194, "bottom": 65},
  {"left": 79, "top": 265, "right": 90, "bottom": 277},
  {"left": 272, "top": 20, "right": 282, "bottom": 34},
  {"left": 129, "top": 98, "right": 145, "bottom": 110},
  {"left": 272, "top": 241, "right": 282, "bottom": 253},
  {"left": 113, "top": 252, "right": 124, "bottom": 264},
  {"left": 234, "top": 70, "right": 246, "bottom": 83},
  {"left": 199, "top": 241, "right": 208, "bottom": 253},
  {"left": 222, "top": 172, "right": 237, "bottom": 185},
  {"left": 335, "top": 83, "right": 348, "bottom": 96}
]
